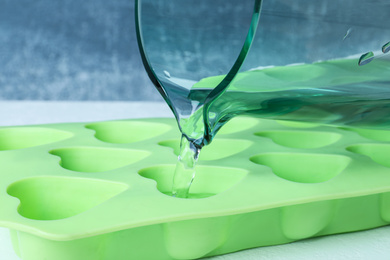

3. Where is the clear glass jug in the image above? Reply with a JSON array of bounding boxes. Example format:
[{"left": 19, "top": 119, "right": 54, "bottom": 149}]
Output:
[{"left": 136, "top": 0, "right": 390, "bottom": 148}]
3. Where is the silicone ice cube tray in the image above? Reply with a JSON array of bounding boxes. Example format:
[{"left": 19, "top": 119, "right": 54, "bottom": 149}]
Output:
[{"left": 1, "top": 117, "right": 390, "bottom": 260}]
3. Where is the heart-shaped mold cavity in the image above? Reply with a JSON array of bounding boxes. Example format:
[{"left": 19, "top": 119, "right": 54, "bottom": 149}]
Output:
[
  {"left": 347, "top": 144, "right": 390, "bottom": 168},
  {"left": 250, "top": 153, "right": 351, "bottom": 183},
  {"left": 262, "top": 64, "right": 325, "bottom": 82},
  {"left": 341, "top": 128, "right": 390, "bottom": 142},
  {"left": 255, "top": 131, "right": 341, "bottom": 149},
  {"left": 0, "top": 127, "right": 73, "bottom": 150},
  {"left": 218, "top": 117, "right": 259, "bottom": 135},
  {"left": 159, "top": 139, "right": 252, "bottom": 161},
  {"left": 85, "top": 121, "right": 171, "bottom": 144},
  {"left": 139, "top": 165, "right": 247, "bottom": 198},
  {"left": 7, "top": 177, "right": 127, "bottom": 220},
  {"left": 50, "top": 147, "right": 150, "bottom": 173}
]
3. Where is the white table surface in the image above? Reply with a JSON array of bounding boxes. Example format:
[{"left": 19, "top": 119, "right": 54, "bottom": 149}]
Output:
[{"left": 0, "top": 101, "right": 389, "bottom": 260}]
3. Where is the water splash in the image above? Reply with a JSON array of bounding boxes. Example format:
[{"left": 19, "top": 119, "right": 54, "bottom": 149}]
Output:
[
  {"left": 382, "top": 42, "right": 390, "bottom": 54},
  {"left": 358, "top": 52, "right": 374, "bottom": 66}
]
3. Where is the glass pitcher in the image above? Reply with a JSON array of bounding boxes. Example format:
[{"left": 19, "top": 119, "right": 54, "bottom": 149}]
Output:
[{"left": 136, "top": 0, "right": 390, "bottom": 148}]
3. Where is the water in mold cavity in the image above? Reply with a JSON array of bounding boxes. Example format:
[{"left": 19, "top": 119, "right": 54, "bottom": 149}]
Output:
[{"left": 164, "top": 192, "right": 215, "bottom": 199}]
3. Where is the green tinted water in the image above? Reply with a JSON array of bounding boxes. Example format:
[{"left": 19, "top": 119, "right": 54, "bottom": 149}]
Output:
[{"left": 173, "top": 57, "right": 390, "bottom": 198}]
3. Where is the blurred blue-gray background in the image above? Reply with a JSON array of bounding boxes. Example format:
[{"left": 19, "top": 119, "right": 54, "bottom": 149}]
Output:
[
  {"left": 1, "top": 0, "right": 388, "bottom": 101},
  {"left": 0, "top": 0, "right": 159, "bottom": 100}
]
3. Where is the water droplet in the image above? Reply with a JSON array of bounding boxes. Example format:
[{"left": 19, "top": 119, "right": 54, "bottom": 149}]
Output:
[
  {"left": 382, "top": 41, "right": 390, "bottom": 54},
  {"left": 343, "top": 28, "right": 352, "bottom": 41},
  {"left": 163, "top": 70, "right": 171, "bottom": 78},
  {"left": 358, "top": 52, "right": 374, "bottom": 66}
]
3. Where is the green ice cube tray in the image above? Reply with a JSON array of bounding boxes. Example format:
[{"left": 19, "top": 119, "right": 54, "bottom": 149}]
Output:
[{"left": 1, "top": 117, "right": 390, "bottom": 259}]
